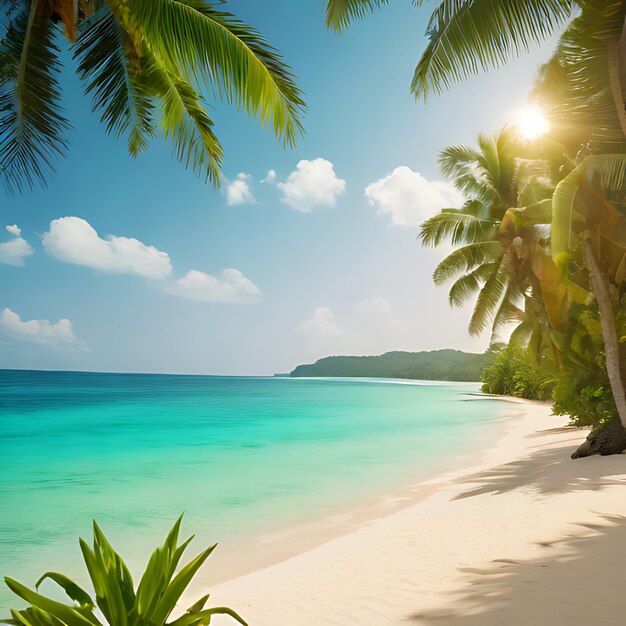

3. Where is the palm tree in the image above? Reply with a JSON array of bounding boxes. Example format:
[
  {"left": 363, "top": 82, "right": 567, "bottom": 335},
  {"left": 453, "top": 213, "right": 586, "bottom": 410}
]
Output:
[
  {"left": 551, "top": 154, "right": 626, "bottom": 439},
  {"left": 419, "top": 127, "right": 571, "bottom": 353},
  {"left": 0, "top": 0, "right": 305, "bottom": 193},
  {"left": 328, "top": 0, "right": 626, "bottom": 455}
]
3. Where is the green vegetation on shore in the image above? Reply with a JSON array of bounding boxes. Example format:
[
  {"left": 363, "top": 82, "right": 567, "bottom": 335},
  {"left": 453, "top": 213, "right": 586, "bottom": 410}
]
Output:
[
  {"left": 290, "top": 349, "right": 488, "bottom": 382},
  {"left": 327, "top": 0, "right": 626, "bottom": 457}
]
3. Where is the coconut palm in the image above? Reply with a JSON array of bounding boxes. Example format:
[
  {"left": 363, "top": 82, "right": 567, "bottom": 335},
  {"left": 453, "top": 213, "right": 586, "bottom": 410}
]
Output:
[
  {"left": 0, "top": 0, "right": 305, "bottom": 193},
  {"left": 419, "top": 127, "right": 572, "bottom": 353},
  {"left": 551, "top": 154, "right": 626, "bottom": 435}
]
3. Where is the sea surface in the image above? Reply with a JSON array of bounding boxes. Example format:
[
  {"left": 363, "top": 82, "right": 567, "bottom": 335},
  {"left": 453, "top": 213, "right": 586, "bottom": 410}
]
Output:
[{"left": 0, "top": 370, "right": 516, "bottom": 609}]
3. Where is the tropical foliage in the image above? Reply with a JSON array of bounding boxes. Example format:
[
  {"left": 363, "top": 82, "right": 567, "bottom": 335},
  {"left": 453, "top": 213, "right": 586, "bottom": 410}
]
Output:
[
  {"left": 326, "top": 0, "right": 626, "bottom": 454},
  {"left": 423, "top": 125, "right": 626, "bottom": 450},
  {"left": 1, "top": 517, "right": 246, "bottom": 626},
  {"left": 481, "top": 343, "right": 555, "bottom": 402},
  {"left": 482, "top": 294, "right": 625, "bottom": 431},
  {"left": 324, "top": 0, "right": 623, "bottom": 111},
  {"left": 0, "top": 0, "right": 305, "bottom": 193},
  {"left": 418, "top": 126, "right": 580, "bottom": 363}
]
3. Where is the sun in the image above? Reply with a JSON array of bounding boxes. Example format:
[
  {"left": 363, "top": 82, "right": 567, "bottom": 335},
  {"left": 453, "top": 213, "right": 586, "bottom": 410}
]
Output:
[{"left": 515, "top": 108, "right": 550, "bottom": 140}]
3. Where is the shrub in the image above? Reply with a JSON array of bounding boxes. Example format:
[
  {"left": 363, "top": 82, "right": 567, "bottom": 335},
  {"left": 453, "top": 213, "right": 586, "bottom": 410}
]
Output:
[{"left": 481, "top": 343, "right": 554, "bottom": 401}]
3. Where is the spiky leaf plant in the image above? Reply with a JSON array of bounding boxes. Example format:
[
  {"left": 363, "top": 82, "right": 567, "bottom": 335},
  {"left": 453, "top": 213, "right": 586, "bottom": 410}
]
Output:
[{"left": 1, "top": 516, "right": 246, "bottom": 626}]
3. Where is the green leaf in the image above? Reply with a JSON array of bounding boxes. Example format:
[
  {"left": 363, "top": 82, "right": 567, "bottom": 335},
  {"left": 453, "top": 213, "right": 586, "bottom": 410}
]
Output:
[
  {"left": 324, "top": 0, "right": 389, "bottom": 32},
  {"left": 0, "top": 1, "right": 70, "bottom": 193},
  {"left": 448, "top": 261, "right": 501, "bottom": 307},
  {"left": 141, "top": 49, "right": 224, "bottom": 185},
  {"left": 136, "top": 516, "right": 191, "bottom": 620},
  {"left": 168, "top": 606, "right": 248, "bottom": 626},
  {"left": 3, "top": 579, "right": 97, "bottom": 626},
  {"left": 420, "top": 211, "right": 494, "bottom": 248},
  {"left": 551, "top": 154, "right": 626, "bottom": 265},
  {"left": 73, "top": 5, "right": 156, "bottom": 157},
  {"left": 433, "top": 241, "right": 504, "bottom": 284},
  {"left": 114, "top": 0, "right": 305, "bottom": 146},
  {"left": 152, "top": 544, "right": 217, "bottom": 624},
  {"left": 468, "top": 259, "right": 509, "bottom": 336},
  {"left": 185, "top": 594, "right": 210, "bottom": 615},
  {"left": 34, "top": 573, "right": 94, "bottom": 608}
]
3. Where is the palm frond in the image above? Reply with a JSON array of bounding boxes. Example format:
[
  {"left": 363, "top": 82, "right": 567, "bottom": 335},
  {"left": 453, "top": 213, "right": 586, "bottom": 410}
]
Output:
[
  {"left": 420, "top": 210, "right": 495, "bottom": 247},
  {"left": 433, "top": 240, "right": 504, "bottom": 285},
  {"left": 143, "top": 50, "right": 223, "bottom": 185},
  {"left": 448, "top": 260, "right": 501, "bottom": 307},
  {"left": 491, "top": 283, "right": 525, "bottom": 332},
  {"left": 552, "top": 154, "right": 626, "bottom": 264},
  {"left": 468, "top": 259, "right": 509, "bottom": 336},
  {"left": 476, "top": 130, "right": 522, "bottom": 209},
  {"left": 324, "top": 0, "right": 389, "bottom": 32},
  {"left": 114, "top": 0, "right": 305, "bottom": 147},
  {"left": 0, "top": 1, "right": 70, "bottom": 193},
  {"left": 73, "top": 5, "right": 156, "bottom": 157},
  {"left": 412, "top": 0, "right": 574, "bottom": 100},
  {"left": 552, "top": 2, "right": 626, "bottom": 149},
  {"left": 509, "top": 318, "right": 533, "bottom": 347},
  {"left": 438, "top": 143, "right": 485, "bottom": 196}
]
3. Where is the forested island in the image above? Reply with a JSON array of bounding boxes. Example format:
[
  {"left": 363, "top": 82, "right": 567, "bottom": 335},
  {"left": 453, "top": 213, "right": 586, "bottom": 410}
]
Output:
[{"left": 289, "top": 349, "right": 488, "bottom": 382}]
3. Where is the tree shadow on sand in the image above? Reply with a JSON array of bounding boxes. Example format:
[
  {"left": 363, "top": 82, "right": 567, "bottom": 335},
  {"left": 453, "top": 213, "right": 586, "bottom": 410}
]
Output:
[
  {"left": 406, "top": 514, "right": 626, "bottom": 625},
  {"left": 454, "top": 435, "right": 626, "bottom": 499}
]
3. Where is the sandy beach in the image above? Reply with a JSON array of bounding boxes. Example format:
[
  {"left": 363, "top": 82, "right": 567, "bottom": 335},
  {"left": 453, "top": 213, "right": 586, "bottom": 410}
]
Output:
[{"left": 208, "top": 400, "right": 626, "bottom": 625}]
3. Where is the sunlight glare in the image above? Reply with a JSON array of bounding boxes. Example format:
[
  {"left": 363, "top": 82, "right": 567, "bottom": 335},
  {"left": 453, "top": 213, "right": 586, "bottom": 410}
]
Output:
[{"left": 516, "top": 108, "right": 550, "bottom": 140}]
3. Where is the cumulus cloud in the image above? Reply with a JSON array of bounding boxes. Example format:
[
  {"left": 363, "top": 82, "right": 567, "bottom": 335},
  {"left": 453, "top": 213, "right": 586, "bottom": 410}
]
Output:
[
  {"left": 166, "top": 268, "right": 263, "bottom": 303},
  {"left": 42, "top": 217, "right": 172, "bottom": 279},
  {"left": 278, "top": 158, "right": 346, "bottom": 212},
  {"left": 1, "top": 307, "right": 85, "bottom": 349},
  {"left": 356, "top": 297, "right": 393, "bottom": 316},
  {"left": 226, "top": 172, "right": 256, "bottom": 206},
  {"left": 261, "top": 169, "right": 276, "bottom": 183},
  {"left": 300, "top": 306, "right": 342, "bottom": 336},
  {"left": 365, "top": 166, "right": 463, "bottom": 227},
  {"left": 0, "top": 224, "right": 34, "bottom": 266}
]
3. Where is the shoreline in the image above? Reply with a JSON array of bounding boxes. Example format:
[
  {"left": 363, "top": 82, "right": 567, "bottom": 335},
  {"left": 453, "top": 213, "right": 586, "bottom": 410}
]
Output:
[
  {"left": 190, "top": 391, "right": 528, "bottom": 590},
  {"left": 204, "top": 399, "right": 626, "bottom": 625}
]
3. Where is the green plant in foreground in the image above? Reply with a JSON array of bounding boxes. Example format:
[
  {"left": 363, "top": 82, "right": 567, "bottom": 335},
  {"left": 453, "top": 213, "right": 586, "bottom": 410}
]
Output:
[{"left": 1, "top": 516, "right": 246, "bottom": 626}]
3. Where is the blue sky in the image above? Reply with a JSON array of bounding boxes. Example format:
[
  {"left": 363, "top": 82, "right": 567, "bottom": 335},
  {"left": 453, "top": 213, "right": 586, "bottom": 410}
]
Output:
[{"left": 0, "top": 1, "right": 560, "bottom": 375}]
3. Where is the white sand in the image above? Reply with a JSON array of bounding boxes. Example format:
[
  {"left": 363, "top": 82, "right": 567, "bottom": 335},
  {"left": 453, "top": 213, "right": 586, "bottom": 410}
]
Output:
[{"left": 208, "top": 400, "right": 626, "bottom": 625}]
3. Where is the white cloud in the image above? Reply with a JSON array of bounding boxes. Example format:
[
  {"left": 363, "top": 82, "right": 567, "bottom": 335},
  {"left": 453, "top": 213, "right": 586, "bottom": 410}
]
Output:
[
  {"left": 278, "top": 158, "right": 346, "bottom": 212},
  {"left": 42, "top": 217, "right": 172, "bottom": 279},
  {"left": 226, "top": 172, "right": 256, "bottom": 206},
  {"left": 166, "top": 268, "right": 262, "bottom": 303},
  {"left": 365, "top": 166, "right": 463, "bottom": 227},
  {"left": 1, "top": 307, "right": 85, "bottom": 349},
  {"left": 0, "top": 224, "right": 34, "bottom": 266},
  {"left": 261, "top": 169, "right": 276, "bottom": 183},
  {"left": 300, "top": 306, "right": 342, "bottom": 336}
]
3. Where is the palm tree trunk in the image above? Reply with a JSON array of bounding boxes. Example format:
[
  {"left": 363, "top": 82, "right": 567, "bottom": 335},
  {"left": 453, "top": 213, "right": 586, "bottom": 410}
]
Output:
[
  {"left": 571, "top": 238, "right": 626, "bottom": 458},
  {"left": 581, "top": 237, "right": 626, "bottom": 427}
]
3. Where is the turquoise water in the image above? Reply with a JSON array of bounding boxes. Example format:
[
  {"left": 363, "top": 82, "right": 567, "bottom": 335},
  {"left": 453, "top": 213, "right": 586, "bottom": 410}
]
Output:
[{"left": 0, "top": 370, "right": 512, "bottom": 609}]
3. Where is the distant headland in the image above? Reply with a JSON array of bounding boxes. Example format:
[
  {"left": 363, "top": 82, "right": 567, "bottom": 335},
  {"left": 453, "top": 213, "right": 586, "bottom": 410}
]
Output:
[{"left": 288, "top": 349, "right": 488, "bottom": 382}]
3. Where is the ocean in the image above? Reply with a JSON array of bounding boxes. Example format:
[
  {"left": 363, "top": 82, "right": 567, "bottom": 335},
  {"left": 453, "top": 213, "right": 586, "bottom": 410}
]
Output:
[{"left": 0, "top": 370, "right": 514, "bottom": 609}]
